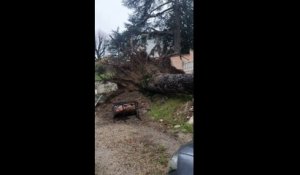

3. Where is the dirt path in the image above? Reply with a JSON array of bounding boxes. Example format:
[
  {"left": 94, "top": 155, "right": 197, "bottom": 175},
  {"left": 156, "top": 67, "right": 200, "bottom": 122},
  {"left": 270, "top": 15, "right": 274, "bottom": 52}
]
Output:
[{"left": 95, "top": 91, "right": 192, "bottom": 175}]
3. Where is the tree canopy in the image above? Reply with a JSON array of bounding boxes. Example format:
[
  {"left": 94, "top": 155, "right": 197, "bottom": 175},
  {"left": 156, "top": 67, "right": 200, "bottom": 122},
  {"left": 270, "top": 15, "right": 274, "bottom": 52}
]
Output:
[{"left": 108, "top": 0, "right": 193, "bottom": 59}]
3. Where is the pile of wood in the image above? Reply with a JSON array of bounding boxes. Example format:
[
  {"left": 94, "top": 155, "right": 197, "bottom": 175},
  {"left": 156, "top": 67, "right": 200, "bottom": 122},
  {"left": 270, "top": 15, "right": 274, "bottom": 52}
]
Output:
[{"left": 112, "top": 101, "right": 140, "bottom": 122}]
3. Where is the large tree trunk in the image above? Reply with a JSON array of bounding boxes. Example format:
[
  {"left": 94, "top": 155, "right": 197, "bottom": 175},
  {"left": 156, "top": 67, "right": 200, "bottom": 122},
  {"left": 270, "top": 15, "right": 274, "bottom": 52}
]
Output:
[
  {"left": 173, "top": 0, "right": 181, "bottom": 54},
  {"left": 145, "top": 74, "right": 193, "bottom": 94}
]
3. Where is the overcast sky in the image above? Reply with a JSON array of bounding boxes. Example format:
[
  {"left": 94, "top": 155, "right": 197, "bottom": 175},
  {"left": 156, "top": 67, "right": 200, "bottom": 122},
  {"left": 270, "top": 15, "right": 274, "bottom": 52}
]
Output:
[{"left": 95, "top": 0, "right": 132, "bottom": 35}]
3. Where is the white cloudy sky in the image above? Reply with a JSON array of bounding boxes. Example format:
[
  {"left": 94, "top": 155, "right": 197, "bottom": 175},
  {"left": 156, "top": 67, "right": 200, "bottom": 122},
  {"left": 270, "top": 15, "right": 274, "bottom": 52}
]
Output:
[{"left": 95, "top": 0, "right": 133, "bottom": 35}]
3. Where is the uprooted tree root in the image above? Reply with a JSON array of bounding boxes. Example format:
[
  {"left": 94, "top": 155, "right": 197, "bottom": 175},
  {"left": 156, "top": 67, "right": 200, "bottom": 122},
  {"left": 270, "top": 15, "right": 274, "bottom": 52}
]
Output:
[{"left": 101, "top": 51, "right": 191, "bottom": 94}]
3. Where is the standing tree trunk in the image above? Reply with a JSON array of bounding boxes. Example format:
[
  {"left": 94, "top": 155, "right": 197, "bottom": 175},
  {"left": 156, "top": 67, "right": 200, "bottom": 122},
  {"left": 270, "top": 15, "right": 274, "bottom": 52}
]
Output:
[{"left": 174, "top": 0, "right": 181, "bottom": 55}]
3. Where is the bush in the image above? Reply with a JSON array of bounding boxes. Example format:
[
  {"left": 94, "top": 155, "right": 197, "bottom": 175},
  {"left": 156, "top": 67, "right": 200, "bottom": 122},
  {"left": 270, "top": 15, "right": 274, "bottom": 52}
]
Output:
[{"left": 95, "top": 64, "right": 106, "bottom": 75}]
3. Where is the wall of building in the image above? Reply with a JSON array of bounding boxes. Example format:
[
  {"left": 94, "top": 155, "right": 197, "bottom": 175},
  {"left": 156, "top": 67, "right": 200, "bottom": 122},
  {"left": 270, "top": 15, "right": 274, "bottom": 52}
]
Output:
[{"left": 170, "top": 49, "right": 193, "bottom": 74}]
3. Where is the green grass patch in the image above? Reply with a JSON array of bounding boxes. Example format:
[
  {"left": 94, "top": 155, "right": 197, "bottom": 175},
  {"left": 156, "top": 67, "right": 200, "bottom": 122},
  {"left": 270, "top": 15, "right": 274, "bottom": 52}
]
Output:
[
  {"left": 95, "top": 72, "right": 114, "bottom": 81},
  {"left": 148, "top": 94, "right": 193, "bottom": 133},
  {"left": 181, "top": 123, "right": 193, "bottom": 133},
  {"left": 149, "top": 98, "right": 184, "bottom": 124},
  {"left": 95, "top": 73, "right": 102, "bottom": 81}
]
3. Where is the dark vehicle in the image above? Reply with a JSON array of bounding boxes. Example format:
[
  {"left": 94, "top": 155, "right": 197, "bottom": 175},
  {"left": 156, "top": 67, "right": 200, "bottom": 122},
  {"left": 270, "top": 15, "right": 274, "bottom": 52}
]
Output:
[
  {"left": 112, "top": 101, "right": 140, "bottom": 122},
  {"left": 168, "top": 141, "right": 193, "bottom": 175}
]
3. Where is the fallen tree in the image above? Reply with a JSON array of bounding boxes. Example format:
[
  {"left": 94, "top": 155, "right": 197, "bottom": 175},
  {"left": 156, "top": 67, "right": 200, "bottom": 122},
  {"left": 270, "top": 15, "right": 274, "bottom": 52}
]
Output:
[
  {"left": 144, "top": 73, "right": 193, "bottom": 94},
  {"left": 101, "top": 51, "right": 193, "bottom": 94}
]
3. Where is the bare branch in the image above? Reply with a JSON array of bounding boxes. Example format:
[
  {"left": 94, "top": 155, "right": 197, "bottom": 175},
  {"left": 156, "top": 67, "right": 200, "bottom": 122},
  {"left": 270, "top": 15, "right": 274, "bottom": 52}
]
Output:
[
  {"left": 149, "top": 1, "right": 173, "bottom": 14},
  {"left": 139, "top": 7, "right": 173, "bottom": 25},
  {"left": 95, "top": 31, "right": 107, "bottom": 59},
  {"left": 149, "top": 7, "right": 173, "bottom": 18},
  {"left": 144, "top": 27, "right": 173, "bottom": 35}
]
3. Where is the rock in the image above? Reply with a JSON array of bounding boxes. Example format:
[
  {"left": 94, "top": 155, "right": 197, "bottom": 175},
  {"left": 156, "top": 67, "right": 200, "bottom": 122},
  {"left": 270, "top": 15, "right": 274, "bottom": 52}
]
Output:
[
  {"left": 174, "top": 125, "right": 181, "bottom": 128},
  {"left": 159, "top": 119, "right": 163, "bottom": 122},
  {"left": 95, "top": 81, "right": 118, "bottom": 94},
  {"left": 189, "top": 106, "right": 193, "bottom": 112},
  {"left": 187, "top": 116, "right": 193, "bottom": 125},
  {"left": 184, "top": 102, "right": 189, "bottom": 112},
  {"left": 141, "top": 109, "right": 148, "bottom": 114}
]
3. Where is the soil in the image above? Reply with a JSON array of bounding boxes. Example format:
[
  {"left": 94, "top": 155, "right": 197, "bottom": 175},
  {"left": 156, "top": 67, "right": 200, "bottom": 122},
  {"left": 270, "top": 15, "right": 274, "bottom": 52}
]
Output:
[{"left": 95, "top": 91, "right": 193, "bottom": 175}]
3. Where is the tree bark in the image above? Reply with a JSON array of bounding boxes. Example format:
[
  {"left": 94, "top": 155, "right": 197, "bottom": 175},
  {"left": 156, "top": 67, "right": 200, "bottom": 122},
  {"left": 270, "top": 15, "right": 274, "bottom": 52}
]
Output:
[
  {"left": 145, "top": 74, "right": 193, "bottom": 94},
  {"left": 173, "top": 0, "right": 181, "bottom": 54}
]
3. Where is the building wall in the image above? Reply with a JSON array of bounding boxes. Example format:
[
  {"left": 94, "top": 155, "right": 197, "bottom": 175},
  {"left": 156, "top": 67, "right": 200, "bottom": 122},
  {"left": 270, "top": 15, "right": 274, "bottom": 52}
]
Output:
[
  {"left": 170, "top": 56, "right": 184, "bottom": 70},
  {"left": 183, "top": 62, "right": 193, "bottom": 74},
  {"left": 170, "top": 50, "right": 193, "bottom": 74}
]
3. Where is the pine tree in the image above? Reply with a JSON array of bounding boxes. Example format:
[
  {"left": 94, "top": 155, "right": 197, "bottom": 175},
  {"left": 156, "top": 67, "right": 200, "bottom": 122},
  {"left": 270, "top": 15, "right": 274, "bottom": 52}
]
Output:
[{"left": 122, "top": 0, "right": 193, "bottom": 55}]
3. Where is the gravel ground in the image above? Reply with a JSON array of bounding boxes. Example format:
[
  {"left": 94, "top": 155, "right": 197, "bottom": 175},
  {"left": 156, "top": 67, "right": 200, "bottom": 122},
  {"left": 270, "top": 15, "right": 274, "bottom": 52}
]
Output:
[{"left": 95, "top": 91, "right": 192, "bottom": 175}]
